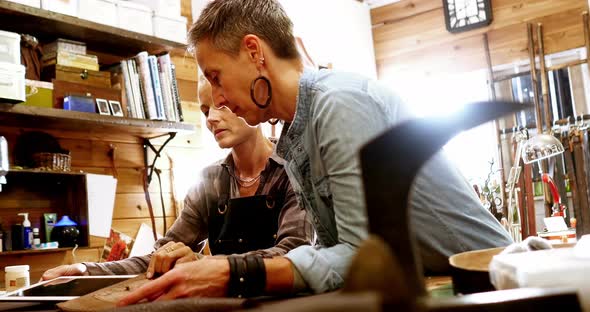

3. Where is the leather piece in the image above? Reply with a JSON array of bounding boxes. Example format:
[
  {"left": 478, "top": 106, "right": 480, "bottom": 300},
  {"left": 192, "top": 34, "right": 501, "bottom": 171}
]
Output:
[
  {"left": 57, "top": 275, "right": 148, "bottom": 312},
  {"left": 56, "top": 275, "right": 249, "bottom": 312}
]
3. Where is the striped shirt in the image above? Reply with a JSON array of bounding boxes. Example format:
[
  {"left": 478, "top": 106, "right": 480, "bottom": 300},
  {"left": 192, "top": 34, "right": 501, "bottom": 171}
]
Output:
[{"left": 84, "top": 152, "right": 313, "bottom": 275}]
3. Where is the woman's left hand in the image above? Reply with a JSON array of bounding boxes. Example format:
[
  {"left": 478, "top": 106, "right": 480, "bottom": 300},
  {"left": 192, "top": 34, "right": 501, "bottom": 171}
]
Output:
[{"left": 117, "top": 256, "right": 230, "bottom": 306}]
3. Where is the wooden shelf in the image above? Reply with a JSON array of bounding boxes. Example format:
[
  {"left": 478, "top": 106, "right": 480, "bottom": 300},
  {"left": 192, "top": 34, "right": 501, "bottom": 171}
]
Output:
[
  {"left": 0, "top": 1, "right": 186, "bottom": 57},
  {"left": 7, "top": 169, "right": 85, "bottom": 176},
  {"left": 0, "top": 247, "right": 95, "bottom": 256},
  {"left": 0, "top": 104, "right": 195, "bottom": 139}
]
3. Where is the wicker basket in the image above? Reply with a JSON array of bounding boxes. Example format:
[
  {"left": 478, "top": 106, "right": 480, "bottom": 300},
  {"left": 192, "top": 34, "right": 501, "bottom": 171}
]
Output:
[{"left": 32, "top": 152, "right": 71, "bottom": 171}]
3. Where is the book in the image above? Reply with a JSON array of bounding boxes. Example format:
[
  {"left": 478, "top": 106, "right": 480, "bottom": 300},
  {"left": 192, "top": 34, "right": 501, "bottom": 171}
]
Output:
[
  {"left": 157, "top": 53, "right": 176, "bottom": 121},
  {"left": 148, "top": 55, "right": 165, "bottom": 120},
  {"left": 134, "top": 52, "right": 158, "bottom": 120},
  {"left": 170, "top": 64, "right": 184, "bottom": 122}
]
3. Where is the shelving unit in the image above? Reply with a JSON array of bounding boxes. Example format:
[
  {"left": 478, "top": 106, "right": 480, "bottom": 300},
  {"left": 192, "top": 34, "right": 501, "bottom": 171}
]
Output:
[
  {"left": 0, "top": 1, "right": 186, "bottom": 56},
  {"left": 0, "top": 104, "right": 195, "bottom": 139},
  {"left": 0, "top": 0, "right": 194, "bottom": 271}
]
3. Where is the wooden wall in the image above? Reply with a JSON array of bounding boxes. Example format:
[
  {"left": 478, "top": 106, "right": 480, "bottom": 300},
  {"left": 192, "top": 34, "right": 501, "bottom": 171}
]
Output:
[
  {"left": 0, "top": 0, "right": 201, "bottom": 284},
  {"left": 372, "top": 0, "right": 590, "bottom": 78}
]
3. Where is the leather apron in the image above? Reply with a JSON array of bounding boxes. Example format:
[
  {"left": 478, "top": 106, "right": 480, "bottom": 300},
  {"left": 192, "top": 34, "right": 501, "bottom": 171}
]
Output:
[{"left": 208, "top": 168, "right": 284, "bottom": 255}]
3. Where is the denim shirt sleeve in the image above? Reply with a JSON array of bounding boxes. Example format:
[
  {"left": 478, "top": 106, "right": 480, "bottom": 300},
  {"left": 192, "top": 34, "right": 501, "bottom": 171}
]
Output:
[{"left": 285, "top": 86, "right": 397, "bottom": 293}]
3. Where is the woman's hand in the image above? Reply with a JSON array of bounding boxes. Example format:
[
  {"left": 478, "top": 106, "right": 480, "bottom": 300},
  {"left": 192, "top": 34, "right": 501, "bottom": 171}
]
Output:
[
  {"left": 118, "top": 256, "right": 229, "bottom": 306},
  {"left": 40, "top": 263, "right": 88, "bottom": 281},
  {"left": 146, "top": 242, "right": 198, "bottom": 279}
]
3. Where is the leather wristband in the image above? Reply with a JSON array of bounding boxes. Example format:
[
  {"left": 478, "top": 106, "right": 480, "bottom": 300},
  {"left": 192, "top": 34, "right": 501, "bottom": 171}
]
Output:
[{"left": 227, "top": 254, "right": 266, "bottom": 298}]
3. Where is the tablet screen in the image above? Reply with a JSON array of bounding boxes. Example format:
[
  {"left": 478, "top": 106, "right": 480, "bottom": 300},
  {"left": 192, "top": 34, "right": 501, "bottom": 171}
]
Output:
[{"left": 1, "top": 276, "right": 136, "bottom": 302}]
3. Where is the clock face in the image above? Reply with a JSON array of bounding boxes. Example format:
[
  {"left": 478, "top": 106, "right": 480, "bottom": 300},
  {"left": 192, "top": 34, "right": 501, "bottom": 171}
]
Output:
[{"left": 443, "top": 0, "right": 493, "bottom": 33}]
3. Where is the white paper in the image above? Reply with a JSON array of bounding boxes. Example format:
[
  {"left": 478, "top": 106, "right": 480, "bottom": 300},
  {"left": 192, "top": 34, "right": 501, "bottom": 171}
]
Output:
[
  {"left": 86, "top": 174, "right": 117, "bottom": 238},
  {"left": 129, "top": 223, "right": 163, "bottom": 258},
  {"left": 543, "top": 216, "right": 568, "bottom": 232}
]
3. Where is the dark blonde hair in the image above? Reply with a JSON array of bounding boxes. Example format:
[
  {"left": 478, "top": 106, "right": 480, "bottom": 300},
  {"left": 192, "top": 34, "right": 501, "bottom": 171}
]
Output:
[{"left": 188, "top": 0, "right": 299, "bottom": 60}]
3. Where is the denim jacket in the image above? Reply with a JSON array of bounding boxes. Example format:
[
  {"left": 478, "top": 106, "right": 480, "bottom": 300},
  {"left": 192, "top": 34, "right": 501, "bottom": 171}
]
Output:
[{"left": 278, "top": 68, "right": 512, "bottom": 294}]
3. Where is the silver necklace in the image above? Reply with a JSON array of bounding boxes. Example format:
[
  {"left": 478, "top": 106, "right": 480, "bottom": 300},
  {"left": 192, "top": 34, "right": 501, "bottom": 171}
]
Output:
[{"left": 235, "top": 171, "right": 262, "bottom": 188}]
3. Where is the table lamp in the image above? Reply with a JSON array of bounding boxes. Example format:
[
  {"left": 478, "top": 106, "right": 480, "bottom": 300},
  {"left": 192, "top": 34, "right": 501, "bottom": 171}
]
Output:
[{"left": 521, "top": 133, "right": 565, "bottom": 164}]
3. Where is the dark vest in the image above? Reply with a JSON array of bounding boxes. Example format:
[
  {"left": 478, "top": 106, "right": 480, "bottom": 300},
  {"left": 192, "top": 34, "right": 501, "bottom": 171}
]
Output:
[{"left": 208, "top": 168, "right": 284, "bottom": 255}]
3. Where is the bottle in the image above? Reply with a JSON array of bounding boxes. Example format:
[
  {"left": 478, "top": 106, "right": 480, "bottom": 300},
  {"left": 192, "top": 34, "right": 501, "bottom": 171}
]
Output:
[
  {"left": 18, "top": 213, "right": 32, "bottom": 249},
  {"left": 0, "top": 222, "right": 4, "bottom": 252},
  {"left": 32, "top": 227, "right": 40, "bottom": 246},
  {"left": 5, "top": 265, "right": 30, "bottom": 292}
]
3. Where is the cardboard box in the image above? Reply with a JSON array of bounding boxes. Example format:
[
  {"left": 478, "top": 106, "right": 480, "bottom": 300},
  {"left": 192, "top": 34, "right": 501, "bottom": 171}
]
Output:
[
  {"left": 78, "top": 0, "right": 118, "bottom": 27},
  {"left": 133, "top": 0, "right": 180, "bottom": 18},
  {"left": 117, "top": 1, "right": 153, "bottom": 36},
  {"left": 153, "top": 14, "right": 187, "bottom": 43},
  {"left": 41, "top": 0, "right": 78, "bottom": 16},
  {"left": 6, "top": 0, "right": 40, "bottom": 8}
]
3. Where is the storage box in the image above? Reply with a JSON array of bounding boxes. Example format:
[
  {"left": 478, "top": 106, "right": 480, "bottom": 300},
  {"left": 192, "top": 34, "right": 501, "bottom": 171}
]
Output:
[
  {"left": 41, "top": 0, "right": 78, "bottom": 16},
  {"left": 23, "top": 79, "right": 53, "bottom": 108},
  {"left": 42, "top": 65, "right": 111, "bottom": 88},
  {"left": 117, "top": 1, "right": 153, "bottom": 36},
  {"left": 42, "top": 51, "right": 99, "bottom": 71},
  {"left": 153, "top": 14, "right": 187, "bottom": 43},
  {"left": 0, "top": 30, "right": 21, "bottom": 65},
  {"left": 6, "top": 0, "right": 41, "bottom": 8},
  {"left": 132, "top": 0, "right": 180, "bottom": 18},
  {"left": 0, "top": 62, "right": 25, "bottom": 103},
  {"left": 43, "top": 39, "right": 86, "bottom": 55},
  {"left": 63, "top": 94, "right": 96, "bottom": 113},
  {"left": 78, "top": 0, "right": 118, "bottom": 28}
]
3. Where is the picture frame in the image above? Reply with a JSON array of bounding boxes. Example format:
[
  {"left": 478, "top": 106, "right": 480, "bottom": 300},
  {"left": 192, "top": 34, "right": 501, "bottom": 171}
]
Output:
[
  {"left": 96, "top": 98, "right": 111, "bottom": 115},
  {"left": 108, "top": 100, "right": 124, "bottom": 117}
]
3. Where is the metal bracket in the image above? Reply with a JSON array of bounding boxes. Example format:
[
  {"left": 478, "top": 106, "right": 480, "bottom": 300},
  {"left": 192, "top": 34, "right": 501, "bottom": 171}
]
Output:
[{"left": 143, "top": 132, "right": 176, "bottom": 184}]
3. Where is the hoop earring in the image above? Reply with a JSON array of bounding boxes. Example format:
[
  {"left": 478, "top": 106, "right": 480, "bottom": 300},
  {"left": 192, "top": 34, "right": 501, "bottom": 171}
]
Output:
[{"left": 250, "top": 75, "right": 272, "bottom": 109}]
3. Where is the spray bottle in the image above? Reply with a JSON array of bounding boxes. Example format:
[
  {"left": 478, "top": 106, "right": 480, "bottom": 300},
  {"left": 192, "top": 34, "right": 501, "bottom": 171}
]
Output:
[{"left": 18, "top": 213, "right": 32, "bottom": 249}]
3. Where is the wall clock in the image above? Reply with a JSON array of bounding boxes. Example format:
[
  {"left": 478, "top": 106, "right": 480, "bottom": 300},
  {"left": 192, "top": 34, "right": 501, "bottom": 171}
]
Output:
[{"left": 442, "top": 0, "right": 493, "bottom": 33}]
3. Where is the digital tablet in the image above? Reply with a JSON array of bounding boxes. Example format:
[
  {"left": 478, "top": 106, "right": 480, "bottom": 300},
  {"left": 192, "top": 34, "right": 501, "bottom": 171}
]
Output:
[{"left": 0, "top": 275, "right": 136, "bottom": 302}]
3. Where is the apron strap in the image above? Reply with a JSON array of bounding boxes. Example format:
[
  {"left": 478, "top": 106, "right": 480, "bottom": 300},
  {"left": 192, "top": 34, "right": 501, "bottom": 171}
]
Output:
[{"left": 215, "top": 166, "right": 231, "bottom": 215}]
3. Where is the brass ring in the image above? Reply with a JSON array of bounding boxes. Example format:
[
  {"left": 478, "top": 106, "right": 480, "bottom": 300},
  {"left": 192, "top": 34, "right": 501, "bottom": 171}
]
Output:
[
  {"left": 266, "top": 197, "right": 275, "bottom": 209},
  {"left": 218, "top": 203, "right": 228, "bottom": 215}
]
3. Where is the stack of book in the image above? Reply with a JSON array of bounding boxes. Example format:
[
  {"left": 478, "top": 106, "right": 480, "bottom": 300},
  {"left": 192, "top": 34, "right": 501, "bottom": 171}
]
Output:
[{"left": 119, "top": 51, "right": 183, "bottom": 121}]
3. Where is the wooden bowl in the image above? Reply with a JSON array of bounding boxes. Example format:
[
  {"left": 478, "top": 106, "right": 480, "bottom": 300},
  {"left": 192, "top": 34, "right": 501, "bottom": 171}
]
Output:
[{"left": 449, "top": 246, "right": 505, "bottom": 294}]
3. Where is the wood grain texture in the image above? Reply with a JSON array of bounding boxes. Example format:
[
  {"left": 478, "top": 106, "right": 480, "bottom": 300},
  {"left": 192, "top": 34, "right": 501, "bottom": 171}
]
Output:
[
  {"left": 373, "top": 0, "right": 589, "bottom": 76},
  {"left": 112, "top": 217, "right": 177, "bottom": 239},
  {"left": 371, "top": 0, "right": 441, "bottom": 25}
]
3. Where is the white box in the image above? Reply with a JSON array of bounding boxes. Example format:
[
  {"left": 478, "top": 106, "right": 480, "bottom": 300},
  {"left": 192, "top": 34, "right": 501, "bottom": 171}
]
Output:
[
  {"left": 0, "top": 30, "right": 20, "bottom": 65},
  {"left": 117, "top": 1, "right": 153, "bottom": 35},
  {"left": 490, "top": 247, "right": 590, "bottom": 311},
  {"left": 41, "top": 0, "right": 78, "bottom": 16},
  {"left": 0, "top": 62, "right": 26, "bottom": 103},
  {"left": 78, "top": 0, "right": 118, "bottom": 27},
  {"left": 6, "top": 0, "right": 41, "bottom": 8},
  {"left": 191, "top": 0, "right": 212, "bottom": 21},
  {"left": 131, "top": 0, "right": 181, "bottom": 18},
  {"left": 153, "top": 14, "right": 187, "bottom": 43}
]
